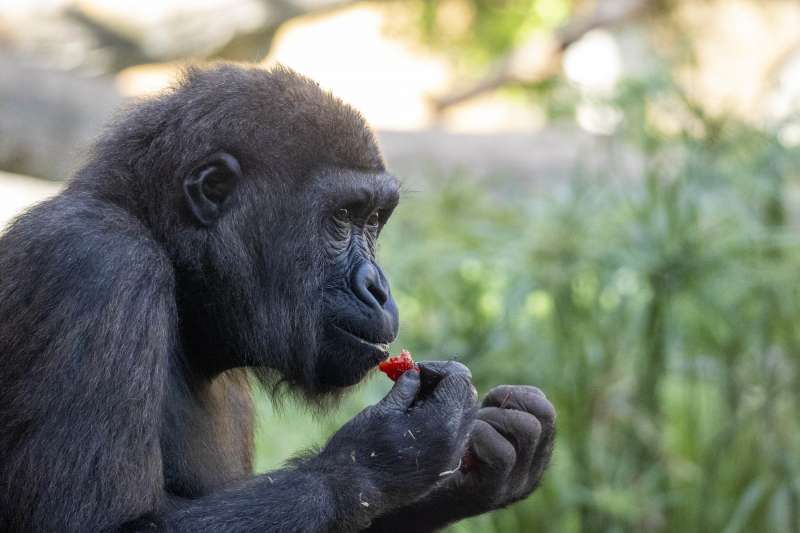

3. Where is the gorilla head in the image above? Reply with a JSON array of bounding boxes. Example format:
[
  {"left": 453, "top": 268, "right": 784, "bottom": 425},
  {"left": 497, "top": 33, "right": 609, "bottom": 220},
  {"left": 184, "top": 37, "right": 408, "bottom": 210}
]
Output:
[{"left": 83, "top": 64, "right": 400, "bottom": 397}]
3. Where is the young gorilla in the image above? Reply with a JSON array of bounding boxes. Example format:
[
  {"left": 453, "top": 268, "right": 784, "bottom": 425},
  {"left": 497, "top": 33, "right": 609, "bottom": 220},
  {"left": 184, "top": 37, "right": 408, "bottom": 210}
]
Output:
[{"left": 0, "top": 64, "right": 555, "bottom": 532}]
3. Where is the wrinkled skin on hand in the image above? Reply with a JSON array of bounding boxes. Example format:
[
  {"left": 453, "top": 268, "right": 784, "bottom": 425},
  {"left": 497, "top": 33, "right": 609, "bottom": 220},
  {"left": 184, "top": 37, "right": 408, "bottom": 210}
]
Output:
[
  {"left": 365, "top": 368, "right": 556, "bottom": 533},
  {"left": 447, "top": 384, "right": 555, "bottom": 507},
  {"left": 319, "top": 361, "right": 478, "bottom": 514}
]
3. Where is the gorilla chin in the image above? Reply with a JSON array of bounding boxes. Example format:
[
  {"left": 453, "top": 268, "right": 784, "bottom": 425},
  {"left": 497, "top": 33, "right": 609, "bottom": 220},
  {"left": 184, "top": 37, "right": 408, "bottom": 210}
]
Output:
[{"left": 316, "top": 323, "right": 394, "bottom": 388}]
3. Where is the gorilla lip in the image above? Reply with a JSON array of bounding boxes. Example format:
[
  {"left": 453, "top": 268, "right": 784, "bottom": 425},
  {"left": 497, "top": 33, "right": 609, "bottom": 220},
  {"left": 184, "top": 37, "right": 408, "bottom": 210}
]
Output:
[{"left": 331, "top": 324, "right": 391, "bottom": 354}]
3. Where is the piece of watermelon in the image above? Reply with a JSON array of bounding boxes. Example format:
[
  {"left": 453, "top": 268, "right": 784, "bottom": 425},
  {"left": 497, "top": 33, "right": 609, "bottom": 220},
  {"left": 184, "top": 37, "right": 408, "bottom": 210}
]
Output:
[{"left": 377, "top": 349, "right": 418, "bottom": 381}]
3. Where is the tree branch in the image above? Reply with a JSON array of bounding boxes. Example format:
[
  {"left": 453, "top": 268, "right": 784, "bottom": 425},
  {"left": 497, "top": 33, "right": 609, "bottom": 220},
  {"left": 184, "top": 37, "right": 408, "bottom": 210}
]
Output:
[{"left": 431, "top": 0, "right": 657, "bottom": 113}]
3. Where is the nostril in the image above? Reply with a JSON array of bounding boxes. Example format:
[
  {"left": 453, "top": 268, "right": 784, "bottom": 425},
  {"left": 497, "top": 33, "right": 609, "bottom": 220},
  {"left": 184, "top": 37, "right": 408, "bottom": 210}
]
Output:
[
  {"left": 353, "top": 262, "right": 390, "bottom": 309},
  {"left": 367, "top": 281, "right": 388, "bottom": 306}
]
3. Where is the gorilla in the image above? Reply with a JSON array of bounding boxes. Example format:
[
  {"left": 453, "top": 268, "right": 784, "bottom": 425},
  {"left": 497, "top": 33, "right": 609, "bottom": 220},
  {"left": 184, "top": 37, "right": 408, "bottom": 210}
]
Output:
[{"left": 0, "top": 63, "right": 555, "bottom": 532}]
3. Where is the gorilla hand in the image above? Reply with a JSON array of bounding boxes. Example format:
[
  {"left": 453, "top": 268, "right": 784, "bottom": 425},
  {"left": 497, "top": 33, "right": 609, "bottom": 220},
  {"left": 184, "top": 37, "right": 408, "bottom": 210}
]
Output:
[
  {"left": 461, "top": 385, "right": 556, "bottom": 506},
  {"left": 364, "top": 382, "right": 555, "bottom": 532},
  {"left": 319, "top": 362, "right": 477, "bottom": 518}
]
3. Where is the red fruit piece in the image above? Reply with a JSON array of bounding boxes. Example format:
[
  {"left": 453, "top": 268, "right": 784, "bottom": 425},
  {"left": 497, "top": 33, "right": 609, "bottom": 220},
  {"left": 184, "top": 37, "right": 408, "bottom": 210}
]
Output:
[{"left": 378, "top": 349, "right": 418, "bottom": 381}]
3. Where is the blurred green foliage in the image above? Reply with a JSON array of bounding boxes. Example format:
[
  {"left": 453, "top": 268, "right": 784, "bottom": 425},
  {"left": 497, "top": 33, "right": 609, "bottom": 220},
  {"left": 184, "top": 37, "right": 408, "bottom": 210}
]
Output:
[
  {"left": 410, "top": 0, "right": 572, "bottom": 67},
  {"left": 254, "top": 73, "right": 800, "bottom": 531}
]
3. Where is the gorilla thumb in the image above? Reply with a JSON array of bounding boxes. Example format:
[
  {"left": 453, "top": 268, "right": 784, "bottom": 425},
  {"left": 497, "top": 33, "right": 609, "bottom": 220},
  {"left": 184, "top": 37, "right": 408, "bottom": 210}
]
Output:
[{"left": 380, "top": 370, "right": 421, "bottom": 410}]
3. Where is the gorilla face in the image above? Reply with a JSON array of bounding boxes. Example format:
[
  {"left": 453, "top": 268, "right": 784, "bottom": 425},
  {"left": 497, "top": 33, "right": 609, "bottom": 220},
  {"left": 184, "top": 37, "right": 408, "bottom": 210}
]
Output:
[
  {"left": 177, "top": 156, "right": 399, "bottom": 394},
  {"left": 241, "top": 168, "right": 400, "bottom": 392},
  {"left": 166, "top": 65, "right": 400, "bottom": 396},
  {"left": 314, "top": 170, "right": 400, "bottom": 387}
]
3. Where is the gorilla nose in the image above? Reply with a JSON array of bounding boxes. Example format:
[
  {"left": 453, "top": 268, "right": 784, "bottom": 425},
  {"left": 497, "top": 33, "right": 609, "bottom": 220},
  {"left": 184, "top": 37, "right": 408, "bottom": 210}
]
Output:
[{"left": 352, "top": 262, "right": 389, "bottom": 309}]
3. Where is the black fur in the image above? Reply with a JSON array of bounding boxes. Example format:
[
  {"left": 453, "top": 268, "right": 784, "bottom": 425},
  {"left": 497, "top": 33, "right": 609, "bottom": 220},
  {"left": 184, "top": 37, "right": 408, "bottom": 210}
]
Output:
[{"left": 0, "top": 63, "right": 555, "bottom": 532}]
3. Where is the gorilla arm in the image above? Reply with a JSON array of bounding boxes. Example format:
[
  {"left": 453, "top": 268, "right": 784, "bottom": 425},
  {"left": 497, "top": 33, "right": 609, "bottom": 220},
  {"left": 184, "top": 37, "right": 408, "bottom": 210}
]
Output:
[
  {"left": 164, "top": 370, "right": 476, "bottom": 533},
  {"left": 0, "top": 202, "right": 173, "bottom": 532}
]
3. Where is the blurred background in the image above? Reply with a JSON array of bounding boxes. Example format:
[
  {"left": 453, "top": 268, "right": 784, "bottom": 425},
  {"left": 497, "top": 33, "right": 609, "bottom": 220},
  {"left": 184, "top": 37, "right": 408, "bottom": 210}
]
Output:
[{"left": 2, "top": 0, "right": 800, "bottom": 531}]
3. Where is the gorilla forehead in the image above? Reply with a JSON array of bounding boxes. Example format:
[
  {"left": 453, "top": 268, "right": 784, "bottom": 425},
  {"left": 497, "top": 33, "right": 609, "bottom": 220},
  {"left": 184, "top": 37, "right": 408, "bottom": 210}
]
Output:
[
  {"left": 313, "top": 164, "right": 397, "bottom": 191},
  {"left": 83, "top": 63, "right": 389, "bottom": 235},
  {"left": 174, "top": 64, "right": 385, "bottom": 180}
]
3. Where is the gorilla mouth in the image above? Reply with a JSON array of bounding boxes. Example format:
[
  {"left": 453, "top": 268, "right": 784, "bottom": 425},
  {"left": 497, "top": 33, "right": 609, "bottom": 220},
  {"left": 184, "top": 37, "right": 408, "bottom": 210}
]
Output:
[{"left": 331, "top": 324, "right": 391, "bottom": 355}]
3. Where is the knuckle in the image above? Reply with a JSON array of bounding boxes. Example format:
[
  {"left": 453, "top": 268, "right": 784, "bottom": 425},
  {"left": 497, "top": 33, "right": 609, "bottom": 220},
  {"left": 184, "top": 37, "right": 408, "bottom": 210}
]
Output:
[
  {"left": 417, "top": 361, "right": 447, "bottom": 376},
  {"left": 446, "top": 371, "right": 468, "bottom": 384},
  {"left": 484, "top": 385, "right": 551, "bottom": 413},
  {"left": 447, "top": 361, "right": 472, "bottom": 378},
  {"left": 534, "top": 397, "right": 557, "bottom": 422},
  {"left": 443, "top": 373, "right": 473, "bottom": 396},
  {"left": 476, "top": 407, "right": 506, "bottom": 432},
  {"left": 513, "top": 411, "right": 542, "bottom": 442},
  {"left": 520, "top": 385, "right": 546, "bottom": 398},
  {"left": 483, "top": 385, "right": 517, "bottom": 408},
  {"left": 420, "top": 360, "right": 472, "bottom": 380},
  {"left": 485, "top": 384, "right": 509, "bottom": 400}
]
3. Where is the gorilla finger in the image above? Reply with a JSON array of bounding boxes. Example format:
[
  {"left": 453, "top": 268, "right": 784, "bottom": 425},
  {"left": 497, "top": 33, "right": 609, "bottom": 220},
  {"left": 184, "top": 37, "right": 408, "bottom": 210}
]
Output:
[
  {"left": 468, "top": 419, "right": 516, "bottom": 482},
  {"left": 429, "top": 373, "right": 477, "bottom": 413},
  {"left": 478, "top": 407, "right": 542, "bottom": 452},
  {"left": 482, "top": 385, "right": 555, "bottom": 422},
  {"left": 380, "top": 370, "right": 421, "bottom": 410},
  {"left": 522, "top": 426, "right": 556, "bottom": 497},
  {"left": 483, "top": 384, "right": 544, "bottom": 407},
  {"left": 478, "top": 407, "right": 541, "bottom": 491},
  {"left": 418, "top": 361, "right": 472, "bottom": 381},
  {"left": 419, "top": 361, "right": 477, "bottom": 406}
]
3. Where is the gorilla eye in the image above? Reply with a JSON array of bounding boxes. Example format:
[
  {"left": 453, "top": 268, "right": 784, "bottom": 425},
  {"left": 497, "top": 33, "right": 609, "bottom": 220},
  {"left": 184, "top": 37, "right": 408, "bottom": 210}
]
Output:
[
  {"left": 335, "top": 208, "right": 350, "bottom": 222},
  {"left": 366, "top": 211, "right": 380, "bottom": 228}
]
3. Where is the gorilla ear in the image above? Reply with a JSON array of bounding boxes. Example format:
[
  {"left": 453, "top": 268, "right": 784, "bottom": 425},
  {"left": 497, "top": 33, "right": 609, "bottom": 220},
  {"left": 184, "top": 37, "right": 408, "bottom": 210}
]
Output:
[{"left": 184, "top": 152, "right": 242, "bottom": 226}]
